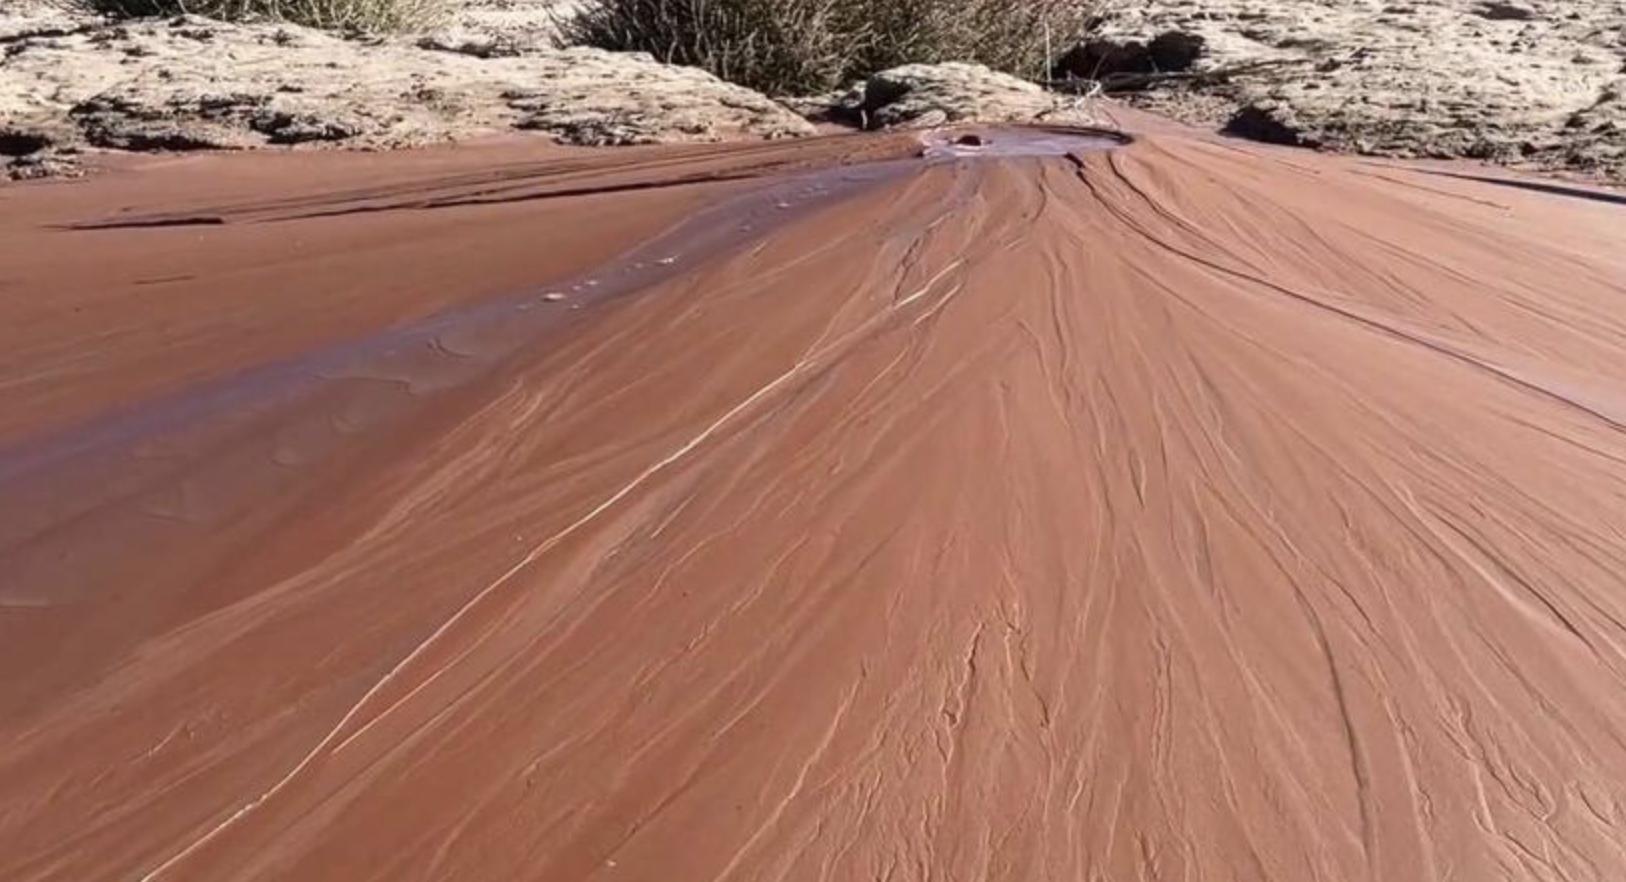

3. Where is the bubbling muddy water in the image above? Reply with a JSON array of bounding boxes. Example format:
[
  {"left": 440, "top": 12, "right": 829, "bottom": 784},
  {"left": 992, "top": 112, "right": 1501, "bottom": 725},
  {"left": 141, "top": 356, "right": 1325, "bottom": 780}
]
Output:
[
  {"left": 2, "top": 126, "right": 1626, "bottom": 882},
  {"left": 919, "top": 126, "right": 1129, "bottom": 160}
]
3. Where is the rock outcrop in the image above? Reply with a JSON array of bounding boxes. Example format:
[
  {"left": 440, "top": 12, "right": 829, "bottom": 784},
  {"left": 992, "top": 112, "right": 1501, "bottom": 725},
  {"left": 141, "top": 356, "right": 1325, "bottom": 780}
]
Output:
[
  {"left": 830, "top": 63, "right": 1097, "bottom": 131},
  {"left": 1091, "top": 0, "right": 1626, "bottom": 181},
  {"left": 1054, "top": 31, "right": 1206, "bottom": 84},
  {"left": 0, "top": 6, "right": 810, "bottom": 179}
]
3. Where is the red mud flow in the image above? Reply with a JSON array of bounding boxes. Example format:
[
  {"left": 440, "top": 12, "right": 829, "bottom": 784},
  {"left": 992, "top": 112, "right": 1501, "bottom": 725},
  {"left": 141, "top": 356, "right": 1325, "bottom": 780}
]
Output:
[{"left": 3, "top": 125, "right": 1626, "bottom": 882}]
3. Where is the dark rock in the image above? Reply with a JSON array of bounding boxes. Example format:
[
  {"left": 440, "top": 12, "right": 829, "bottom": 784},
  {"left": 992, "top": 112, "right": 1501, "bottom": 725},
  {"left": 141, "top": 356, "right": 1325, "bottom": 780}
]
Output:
[
  {"left": 1223, "top": 104, "right": 1315, "bottom": 147},
  {"left": 5, "top": 152, "right": 81, "bottom": 180},
  {"left": 417, "top": 35, "right": 519, "bottom": 59},
  {"left": 0, "top": 129, "right": 50, "bottom": 156},
  {"left": 80, "top": 124, "right": 228, "bottom": 151},
  {"left": 1055, "top": 38, "right": 1151, "bottom": 80},
  {"left": 1053, "top": 30, "right": 1204, "bottom": 85},
  {"left": 1475, "top": 2, "right": 1536, "bottom": 21},
  {"left": 1149, "top": 31, "right": 1206, "bottom": 71},
  {"left": 194, "top": 92, "right": 266, "bottom": 118},
  {"left": 70, "top": 95, "right": 241, "bottom": 150},
  {"left": 250, "top": 108, "right": 360, "bottom": 144}
]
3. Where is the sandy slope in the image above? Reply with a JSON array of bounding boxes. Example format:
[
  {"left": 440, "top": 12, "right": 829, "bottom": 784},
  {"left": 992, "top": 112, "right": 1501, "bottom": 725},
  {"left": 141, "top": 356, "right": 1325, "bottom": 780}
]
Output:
[{"left": 3, "top": 125, "right": 1626, "bottom": 881}]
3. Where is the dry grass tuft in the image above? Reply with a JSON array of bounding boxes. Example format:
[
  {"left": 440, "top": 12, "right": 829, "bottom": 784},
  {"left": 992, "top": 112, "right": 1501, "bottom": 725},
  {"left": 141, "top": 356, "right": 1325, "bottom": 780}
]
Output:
[
  {"left": 562, "top": 0, "right": 1101, "bottom": 95},
  {"left": 73, "top": 0, "right": 451, "bottom": 32}
]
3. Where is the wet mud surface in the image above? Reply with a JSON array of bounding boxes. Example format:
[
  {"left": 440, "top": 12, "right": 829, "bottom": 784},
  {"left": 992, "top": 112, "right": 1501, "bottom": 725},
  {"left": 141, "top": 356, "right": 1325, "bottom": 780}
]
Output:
[{"left": 2, "top": 126, "right": 1626, "bottom": 881}]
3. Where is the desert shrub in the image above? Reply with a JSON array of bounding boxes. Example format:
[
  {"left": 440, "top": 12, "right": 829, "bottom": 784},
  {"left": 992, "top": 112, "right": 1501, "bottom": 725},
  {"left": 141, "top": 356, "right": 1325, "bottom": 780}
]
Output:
[
  {"left": 561, "top": 0, "right": 852, "bottom": 97},
  {"left": 563, "top": 0, "right": 1099, "bottom": 95},
  {"left": 73, "top": 0, "right": 450, "bottom": 32}
]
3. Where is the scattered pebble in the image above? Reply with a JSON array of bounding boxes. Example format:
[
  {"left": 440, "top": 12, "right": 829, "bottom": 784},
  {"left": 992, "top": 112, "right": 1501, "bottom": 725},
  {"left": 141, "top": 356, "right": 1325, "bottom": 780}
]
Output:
[{"left": 542, "top": 292, "right": 566, "bottom": 302}]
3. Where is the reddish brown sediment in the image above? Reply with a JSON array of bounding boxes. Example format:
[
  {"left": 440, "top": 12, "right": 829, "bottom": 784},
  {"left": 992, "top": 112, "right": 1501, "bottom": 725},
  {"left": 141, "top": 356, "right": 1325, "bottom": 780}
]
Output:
[{"left": 2, "top": 125, "right": 1626, "bottom": 882}]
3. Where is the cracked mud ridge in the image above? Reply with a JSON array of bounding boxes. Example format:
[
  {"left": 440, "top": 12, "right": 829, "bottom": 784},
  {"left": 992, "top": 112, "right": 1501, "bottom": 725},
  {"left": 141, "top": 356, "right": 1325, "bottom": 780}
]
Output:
[{"left": 2, "top": 123, "right": 1626, "bottom": 881}]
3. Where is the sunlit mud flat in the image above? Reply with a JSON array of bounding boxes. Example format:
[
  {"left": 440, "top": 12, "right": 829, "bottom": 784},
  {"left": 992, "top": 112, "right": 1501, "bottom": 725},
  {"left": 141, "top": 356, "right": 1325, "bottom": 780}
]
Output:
[{"left": 2, "top": 124, "right": 1625, "bottom": 882}]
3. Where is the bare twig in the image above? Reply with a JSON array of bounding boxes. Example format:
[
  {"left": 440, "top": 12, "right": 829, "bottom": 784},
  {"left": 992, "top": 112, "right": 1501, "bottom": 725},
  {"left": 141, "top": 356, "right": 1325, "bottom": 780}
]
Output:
[{"left": 1043, "top": 58, "right": 1307, "bottom": 94}]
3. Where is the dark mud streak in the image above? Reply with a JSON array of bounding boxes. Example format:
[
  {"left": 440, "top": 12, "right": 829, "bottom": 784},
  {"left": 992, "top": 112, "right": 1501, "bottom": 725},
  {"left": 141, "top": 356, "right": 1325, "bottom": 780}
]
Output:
[
  {"left": 61, "top": 215, "right": 226, "bottom": 230},
  {"left": 1419, "top": 170, "right": 1626, "bottom": 207}
]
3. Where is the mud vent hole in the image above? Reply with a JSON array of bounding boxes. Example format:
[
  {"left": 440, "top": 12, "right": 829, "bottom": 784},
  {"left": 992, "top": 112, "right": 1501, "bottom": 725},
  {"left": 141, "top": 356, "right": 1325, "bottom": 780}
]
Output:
[
  {"left": 0, "top": 132, "right": 50, "bottom": 157},
  {"left": 954, "top": 133, "right": 985, "bottom": 147}
]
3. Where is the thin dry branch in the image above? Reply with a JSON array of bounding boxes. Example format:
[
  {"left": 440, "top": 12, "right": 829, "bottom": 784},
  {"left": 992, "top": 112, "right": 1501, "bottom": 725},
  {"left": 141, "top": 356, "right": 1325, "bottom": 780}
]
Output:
[{"left": 1043, "top": 58, "right": 1307, "bottom": 94}]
